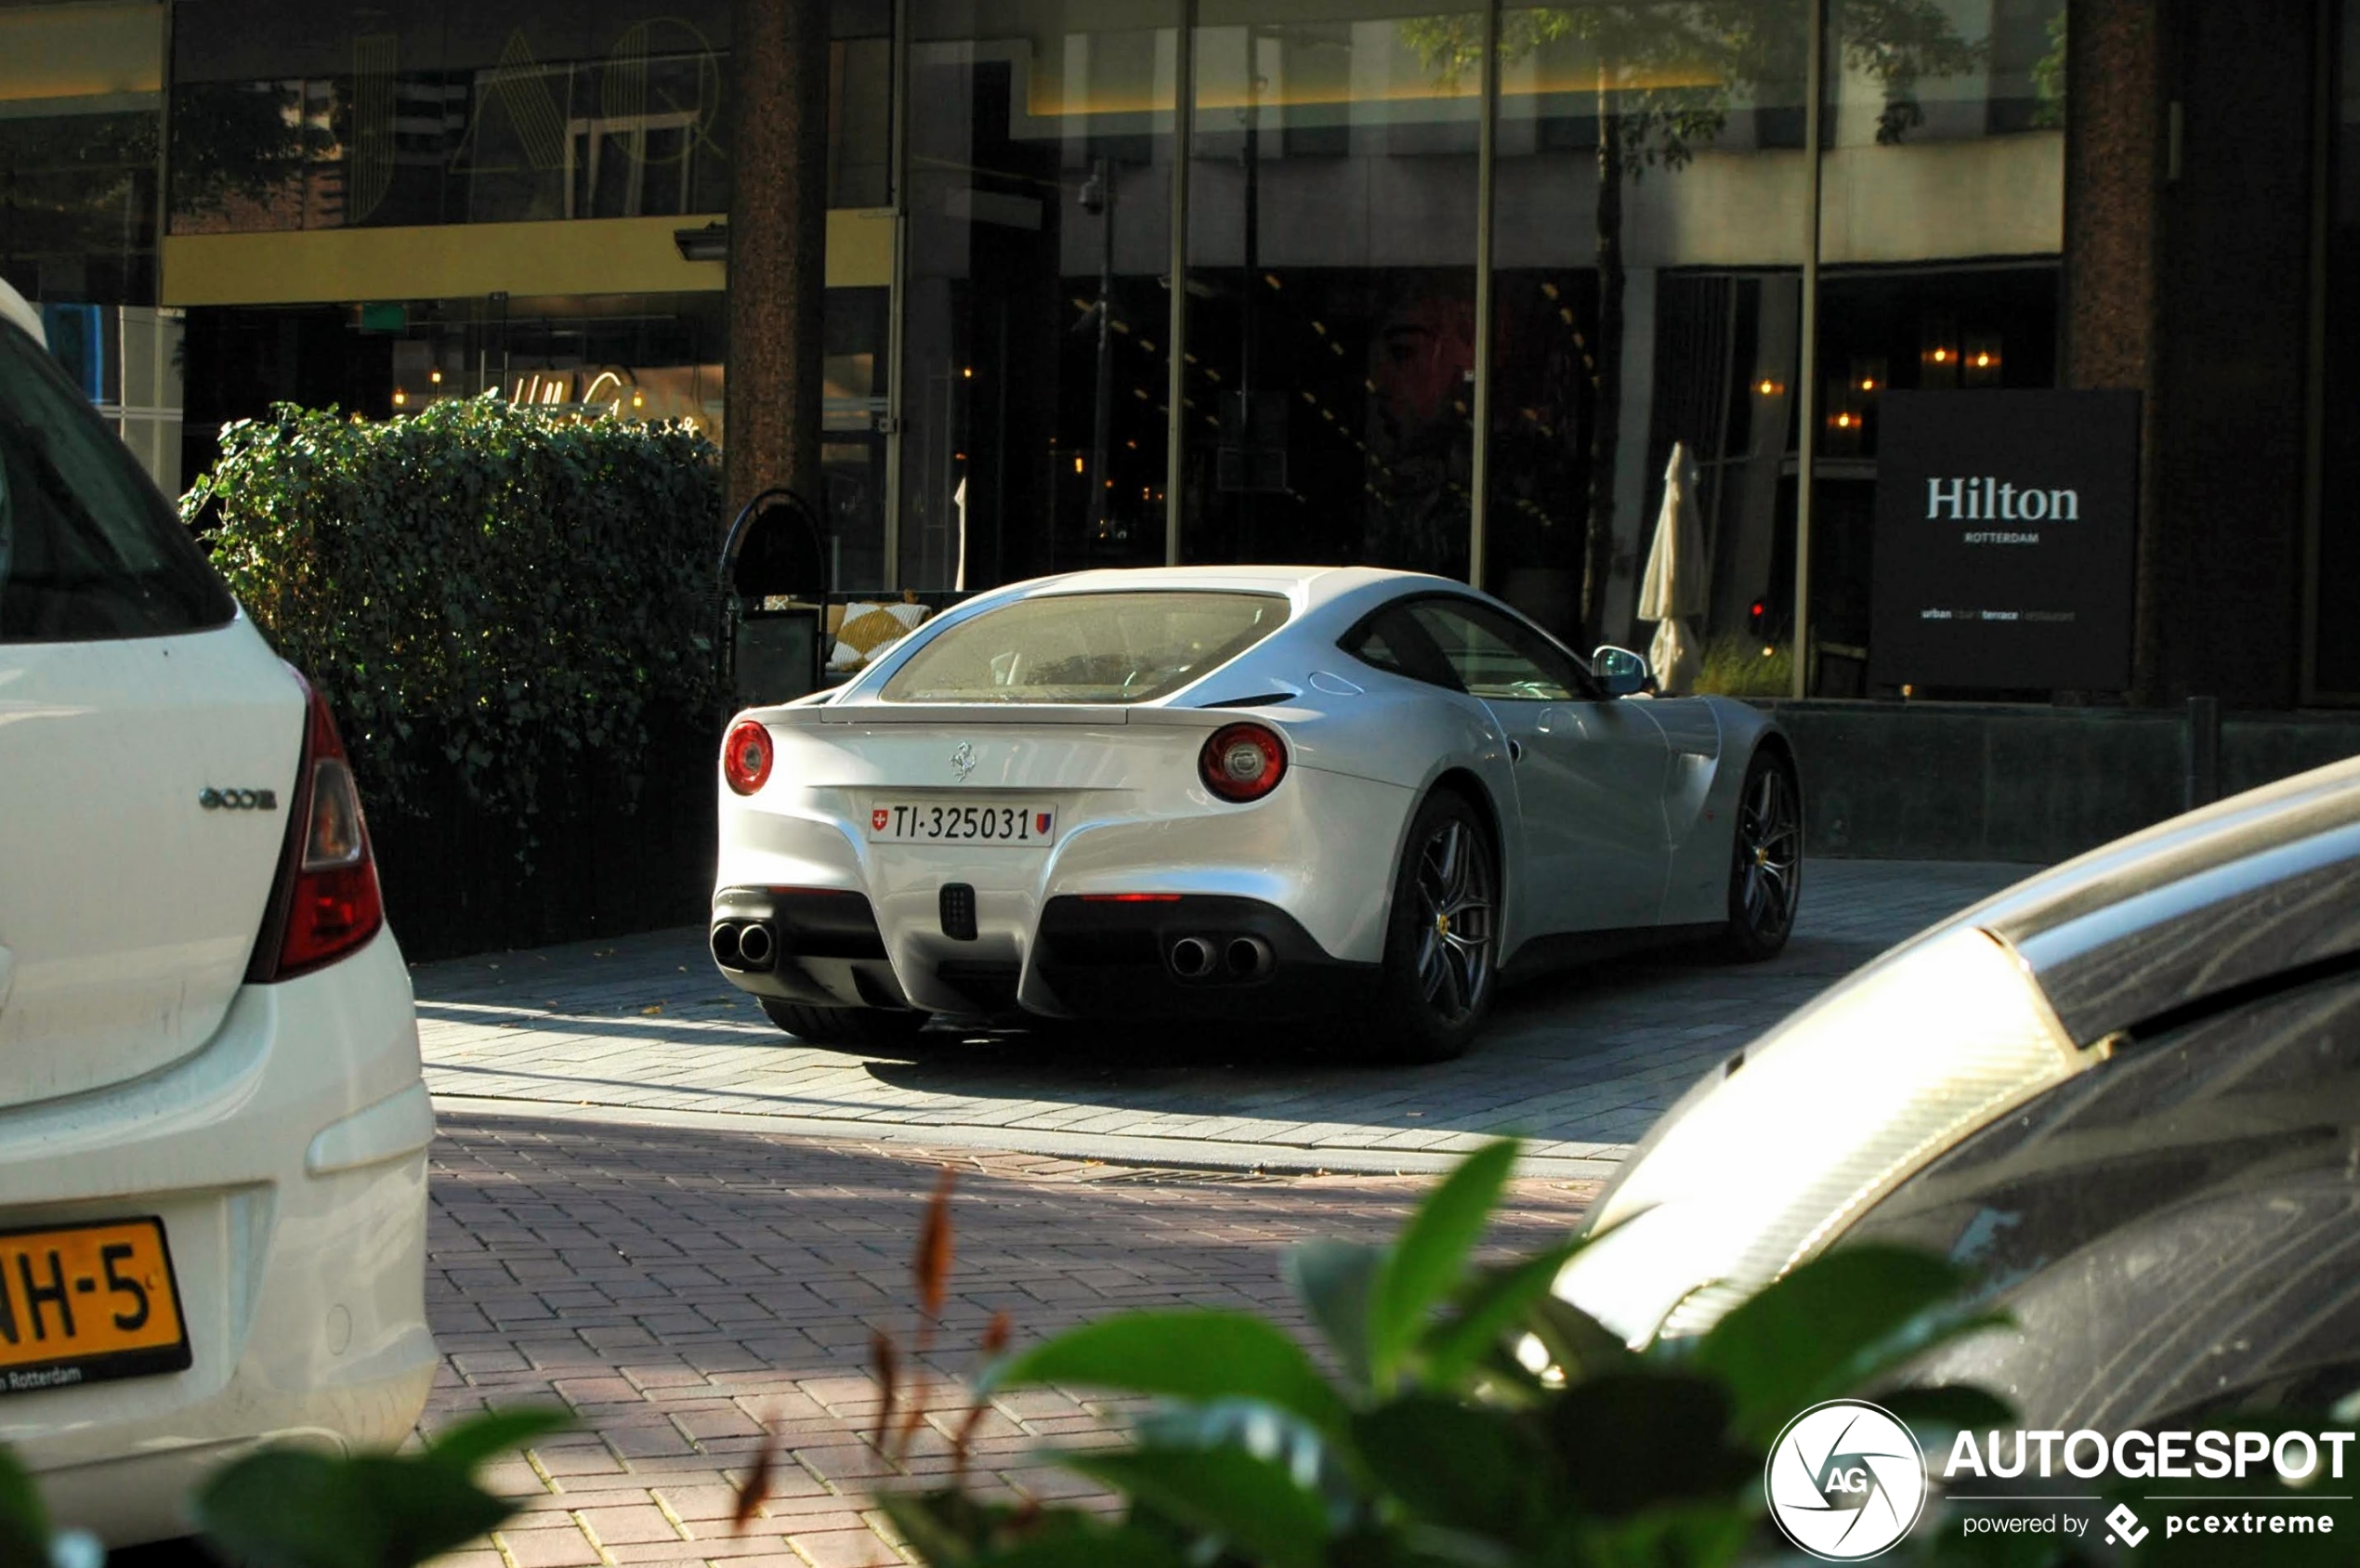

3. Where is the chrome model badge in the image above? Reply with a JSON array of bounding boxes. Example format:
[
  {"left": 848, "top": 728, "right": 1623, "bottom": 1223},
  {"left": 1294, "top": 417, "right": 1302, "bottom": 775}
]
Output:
[
  {"left": 199, "top": 787, "right": 279, "bottom": 811},
  {"left": 949, "top": 741, "right": 977, "bottom": 783}
]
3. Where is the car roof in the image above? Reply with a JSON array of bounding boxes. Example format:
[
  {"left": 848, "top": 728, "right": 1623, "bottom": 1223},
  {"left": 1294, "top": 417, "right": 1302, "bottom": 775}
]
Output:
[
  {"left": 1957, "top": 753, "right": 2360, "bottom": 1040},
  {"left": 1018, "top": 564, "right": 1454, "bottom": 609},
  {"left": 0, "top": 278, "right": 43, "bottom": 347}
]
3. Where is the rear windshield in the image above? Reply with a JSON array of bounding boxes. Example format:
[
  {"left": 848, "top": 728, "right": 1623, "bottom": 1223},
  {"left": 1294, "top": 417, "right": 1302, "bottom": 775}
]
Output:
[
  {"left": 0, "top": 321, "right": 235, "bottom": 643},
  {"left": 879, "top": 591, "right": 1289, "bottom": 704}
]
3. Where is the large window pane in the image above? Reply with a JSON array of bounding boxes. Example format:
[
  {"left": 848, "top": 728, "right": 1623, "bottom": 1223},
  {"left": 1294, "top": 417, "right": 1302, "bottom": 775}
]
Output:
[
  {"left": 0, "top": 3, "right": 162, "bottom": 308},
  {"left": 1807, "top": 0, "right": 2065, "bottom": 697},
  {"left": 167, "top": 1, "right": 892, "bottom": 234},
  {"left": 1180, "top": 2, "right": 1480, "bottom": 578},
  {"left": 1488, "top": 0, "right": 1806, "bottom": 678},
  {"left": 898, "top": 0, "right": 1179, "bottom": 593}
]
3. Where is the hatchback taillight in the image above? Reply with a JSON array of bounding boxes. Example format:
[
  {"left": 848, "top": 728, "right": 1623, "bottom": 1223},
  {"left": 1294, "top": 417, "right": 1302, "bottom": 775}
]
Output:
[
  {"left": 723, "top": 718, "right": 774, "bottom": 795},
  {"left": 1200, "top": 722, "right": 1288, "bottom": 803},
  {"left": 248, "top": 671, "right": 385, "bottom": 982}
]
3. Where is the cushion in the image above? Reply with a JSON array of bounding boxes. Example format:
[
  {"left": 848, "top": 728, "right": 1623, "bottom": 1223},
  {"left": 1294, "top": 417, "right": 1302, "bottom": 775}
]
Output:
[{"left": 829, "top": 601, "right": 931, "bottom": 670}]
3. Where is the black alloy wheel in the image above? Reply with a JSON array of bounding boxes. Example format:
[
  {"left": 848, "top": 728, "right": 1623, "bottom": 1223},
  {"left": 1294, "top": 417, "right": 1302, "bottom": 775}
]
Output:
[
  {"left": 1723, "top": 748, "right": 1803, "bottom": 961},
  {"left": 1369, "top": 790, "right": 1499, "bottom": 1063}
]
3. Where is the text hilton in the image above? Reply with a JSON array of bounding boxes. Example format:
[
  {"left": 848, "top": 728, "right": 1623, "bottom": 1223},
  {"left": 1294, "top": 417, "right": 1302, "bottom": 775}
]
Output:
[{"left": 1926, "top": 477, "right": 2079, "bottom": 523}]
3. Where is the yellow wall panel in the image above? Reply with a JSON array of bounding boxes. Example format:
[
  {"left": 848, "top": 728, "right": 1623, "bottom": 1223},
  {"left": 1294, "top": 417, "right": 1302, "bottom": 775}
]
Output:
[{"left": 162, "top": 209, "right": 895, "bottom": 307}]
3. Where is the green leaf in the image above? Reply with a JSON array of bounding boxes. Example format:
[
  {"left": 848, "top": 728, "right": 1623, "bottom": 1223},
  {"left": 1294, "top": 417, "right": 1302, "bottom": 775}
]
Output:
[
  {"left": 1370, "top": 1139, "right": 1521, "bottom": 1385},
  {"left": 1516, "top": 1293, "right": 1636, "bottom": 1392},
  {"left": 1419, "top": 1238, "right": 1594, "bottom": 1388},
  {"left": 1063, "top": 1445, "right": 1332, "bottom": 1568},
  {"left": 1543, "top": 1371, "right": 1756, "bottom": 1520},
  {"left": 966, "top": 1522, "right": 1191, "bottom": 1568},
  {"left": 423, "top": 1407, "right": 573, "bottom": 1473},
  {"left": 1353, "top": 1395, "right": 1541, "bottom": 1542},
  {"left": 0, "top": 1444, "right": 52, "bottom": 1568},
  {"left": 1691, "top": 1246, "right": 2009, "bottom": 1444},
  {"left": 195, "top": 1444, "right": 527, "bottom": 1568},
  {"left": 1286, "top": 1239, "right": 1383, "bottom": 1393},
  {"left": 985, "top": 1312, "right": 1349, "bottom": 1436},
  {"left": 1568, "top": 1496, "right": 1756, "bottom": 1568}
]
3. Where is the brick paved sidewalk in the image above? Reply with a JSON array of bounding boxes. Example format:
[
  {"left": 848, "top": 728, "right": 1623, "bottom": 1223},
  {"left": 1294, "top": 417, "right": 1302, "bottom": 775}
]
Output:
[
  {"left": 413, "top": 860, "right": 2032, "bottom": 1176},
  {"left": 420, "top": 1112, "right": 1597, "bottom": 1568}
]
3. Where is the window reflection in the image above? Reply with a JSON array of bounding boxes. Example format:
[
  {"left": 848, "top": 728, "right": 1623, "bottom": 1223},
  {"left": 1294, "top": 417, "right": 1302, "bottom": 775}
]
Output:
[
  {"left": 897, "top": 0, "right": 1179, "bottom": 593},
  {"left": 1809, "top": 0, "right": 2065, "bottom": 696},
  {"left": 1488, "top": 0, "right": 1806, "bottom": 670},
  {"left": 166, "top": 2, "right": 891, "bottom": 233},
  {"left": 1181, "top": 5, "right": 1481, "bottom": 580}
]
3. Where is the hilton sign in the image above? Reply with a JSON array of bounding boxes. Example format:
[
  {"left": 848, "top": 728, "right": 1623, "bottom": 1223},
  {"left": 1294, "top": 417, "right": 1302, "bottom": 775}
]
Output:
[{"left": 1869, "top": 391, "right": 2139, "bottom": 692}]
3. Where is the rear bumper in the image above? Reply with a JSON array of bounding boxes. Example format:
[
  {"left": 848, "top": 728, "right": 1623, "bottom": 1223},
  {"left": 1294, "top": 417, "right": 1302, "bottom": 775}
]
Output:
[
  {"left": 0, "top": 929, "right": 435, "bottom": 1548},
  {"left": 714, "top": 887, "right": 1378, "bottom": 1021},
  {"left": 714, "top": 760, "right": 1416, "bottom": 1018},
  {"left": 1031, "top": 895, "right": 1377, "bottom": 1021}
]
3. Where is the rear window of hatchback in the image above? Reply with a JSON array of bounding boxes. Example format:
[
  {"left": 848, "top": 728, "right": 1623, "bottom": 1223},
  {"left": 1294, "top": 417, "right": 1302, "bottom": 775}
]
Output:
[
  {"left": 0, "top": 320, "right": 235, "bottom": 643},
  {"left": 879, "top": 591, "right": 1290, "bottom": 705}
]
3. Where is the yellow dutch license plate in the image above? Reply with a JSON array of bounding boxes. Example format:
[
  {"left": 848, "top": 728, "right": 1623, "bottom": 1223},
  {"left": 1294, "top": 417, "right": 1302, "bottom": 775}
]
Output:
[{"left": 0, "top": 1218, "right": 190, "bottom": 1395}]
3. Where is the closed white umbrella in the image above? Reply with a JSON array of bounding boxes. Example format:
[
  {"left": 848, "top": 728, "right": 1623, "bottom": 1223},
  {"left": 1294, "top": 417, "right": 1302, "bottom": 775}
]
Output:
[{"left": 1636, "top": 440, "right": 1709, "bottom": 695}]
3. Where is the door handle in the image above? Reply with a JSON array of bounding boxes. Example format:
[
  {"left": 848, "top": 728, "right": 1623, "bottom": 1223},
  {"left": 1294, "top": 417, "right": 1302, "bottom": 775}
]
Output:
[{"left": 1508, "top": 738, "right": 1525, "bottom": 764}]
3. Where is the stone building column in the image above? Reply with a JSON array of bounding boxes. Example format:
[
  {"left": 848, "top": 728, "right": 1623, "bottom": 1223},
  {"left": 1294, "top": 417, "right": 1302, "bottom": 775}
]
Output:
[
  {"left": 726, "top": 0, "right": 831, "bottom": 528},
  {"left": 2066, "top": 0, "right": 2318, "bottom": 710},
  {"left": 2062, "top": 0, "right": 2169, "bottom": 702}
]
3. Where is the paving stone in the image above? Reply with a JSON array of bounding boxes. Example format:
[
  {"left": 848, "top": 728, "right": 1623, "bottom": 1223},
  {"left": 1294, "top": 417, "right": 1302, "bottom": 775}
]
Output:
[
  {"left": 413, "top": 861, "right": 2026, "bottom": 1171},
  {"left": 386, "top": 863, "right": 2020, "bottom": 1566}
]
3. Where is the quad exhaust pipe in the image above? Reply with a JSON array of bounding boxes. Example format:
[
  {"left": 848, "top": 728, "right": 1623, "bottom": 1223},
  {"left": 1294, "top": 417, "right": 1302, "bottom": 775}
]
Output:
[
  {"left": 1165, "top": 933, "right": 1275, "bottom": 983},
  {"left": 711, "top": 920, "right": 778, "bottom": 972},
  {"left": 1168, "top": 935, "right": 1214, "bottom": 980}
]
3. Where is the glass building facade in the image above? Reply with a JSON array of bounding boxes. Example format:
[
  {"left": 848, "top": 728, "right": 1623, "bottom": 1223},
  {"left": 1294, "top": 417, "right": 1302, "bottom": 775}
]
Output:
[{"left": 4, "top": 0, "right": 2351, "bottom": 702}]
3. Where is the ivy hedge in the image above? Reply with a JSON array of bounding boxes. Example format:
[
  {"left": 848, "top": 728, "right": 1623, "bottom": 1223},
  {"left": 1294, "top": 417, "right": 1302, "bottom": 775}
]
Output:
[{"left": 188, "top": 397, "right": 726, "bottom": 956}]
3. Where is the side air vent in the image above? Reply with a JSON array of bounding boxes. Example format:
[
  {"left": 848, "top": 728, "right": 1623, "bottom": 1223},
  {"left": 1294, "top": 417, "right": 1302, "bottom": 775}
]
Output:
[{"left": 1197, "top": 691, "right": 1300, "bottom": 709}]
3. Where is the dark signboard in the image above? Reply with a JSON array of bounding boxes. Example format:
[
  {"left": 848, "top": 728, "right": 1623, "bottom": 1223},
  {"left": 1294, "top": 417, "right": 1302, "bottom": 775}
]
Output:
[{"left": 1868, "top": 390, "right": 2139, "bottom": 691}]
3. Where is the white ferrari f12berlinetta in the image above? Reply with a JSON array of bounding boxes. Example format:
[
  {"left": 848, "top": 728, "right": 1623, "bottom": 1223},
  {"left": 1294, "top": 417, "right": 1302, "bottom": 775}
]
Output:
[{"left": 710, "top": 566, "right": 1800, "bottom": 1060}]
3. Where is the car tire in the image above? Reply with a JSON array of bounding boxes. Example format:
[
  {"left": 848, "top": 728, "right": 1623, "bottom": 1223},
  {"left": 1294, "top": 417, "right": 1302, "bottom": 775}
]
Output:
[
  {"left": 758, "top": 998, "right": 931, "bottom": 1050},
  {"left": 1366, "top": 790, "right": 1500, "bottom": 1064},
  {"left": 1721, "top": 747, "right": 1803, "bottom": 962}
]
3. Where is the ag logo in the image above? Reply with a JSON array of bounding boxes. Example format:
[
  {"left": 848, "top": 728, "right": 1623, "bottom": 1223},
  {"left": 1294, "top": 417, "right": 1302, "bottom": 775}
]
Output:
[{"left": 1764, "top": 1400, "right": 1926, "bottom": 1561}]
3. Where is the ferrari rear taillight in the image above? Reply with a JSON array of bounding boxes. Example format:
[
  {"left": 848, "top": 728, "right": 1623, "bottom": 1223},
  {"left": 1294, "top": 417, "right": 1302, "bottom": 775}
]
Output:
[
  {"left": 723, "top": 718, "right": 774, "bottom": 795},
  {"left": 1200, "top": 722, "right": 1288, "bottom": 803},
  {"left": 249, "top": 672, "right": 385, "bottom": 982}
]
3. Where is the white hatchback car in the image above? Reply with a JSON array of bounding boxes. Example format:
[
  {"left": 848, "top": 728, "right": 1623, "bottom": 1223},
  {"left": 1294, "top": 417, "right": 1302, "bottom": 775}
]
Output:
[{"left": 0, "top": 282, "right": 434, "bottom": 1545}]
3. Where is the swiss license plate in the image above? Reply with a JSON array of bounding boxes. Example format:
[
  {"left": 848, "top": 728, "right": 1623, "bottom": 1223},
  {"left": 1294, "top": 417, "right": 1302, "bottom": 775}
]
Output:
[
  {"left": 869, "top": 800, "right": 1056, "bottom": 846},
  {"left": 0, "top": 1218, "right": 190, "bottom": 1395}
]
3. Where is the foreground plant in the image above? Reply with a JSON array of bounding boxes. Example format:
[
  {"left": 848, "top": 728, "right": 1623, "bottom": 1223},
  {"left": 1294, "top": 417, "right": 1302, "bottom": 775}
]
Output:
[
  {"left": 873, "top": 1140, "right": 2016, "bottom": 1567},
  {"left": 0, "top": 1408, "right": 567, "bottom": 1568},
  {"left": 877, "top": 1143, "right": 2360, "bottom": 1566}
]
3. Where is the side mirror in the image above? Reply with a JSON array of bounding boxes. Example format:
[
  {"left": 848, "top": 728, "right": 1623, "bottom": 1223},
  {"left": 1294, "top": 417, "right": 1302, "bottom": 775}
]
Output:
[{"left": 1592, "top": 645, "right": 1652, "bottom": 699}]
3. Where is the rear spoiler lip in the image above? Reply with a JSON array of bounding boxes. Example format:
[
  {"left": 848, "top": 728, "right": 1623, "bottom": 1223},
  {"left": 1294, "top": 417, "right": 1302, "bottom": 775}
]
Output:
[
  {"left": 750, "top": 701, "right": 1298, "bottom": 733},
  {"left": 813, "top": 701, "right": 1134, "bottom": 725}
]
